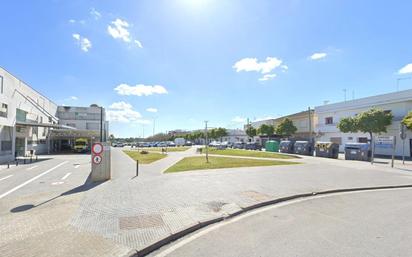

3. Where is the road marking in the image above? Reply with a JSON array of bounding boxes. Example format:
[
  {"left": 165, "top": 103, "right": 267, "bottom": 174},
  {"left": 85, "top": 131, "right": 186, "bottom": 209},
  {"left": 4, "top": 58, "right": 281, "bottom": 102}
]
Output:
[
  {"left": 51, "top": 181, "right": 64, "bottom": 185},
  {"left": 26, "top": 165, "right": 38, "bottom": 171},
  {"left": 0, "top": 161, "right": 68, "bottom": 200},
  {"left": 74, "top": 164, "right": 80, "bottom": 169},
  {"left": 61, "top": 172, "right": 71, "bottom": 180},
  {"left": 0, "top": 175, "right": 13, "bottom": 182}
]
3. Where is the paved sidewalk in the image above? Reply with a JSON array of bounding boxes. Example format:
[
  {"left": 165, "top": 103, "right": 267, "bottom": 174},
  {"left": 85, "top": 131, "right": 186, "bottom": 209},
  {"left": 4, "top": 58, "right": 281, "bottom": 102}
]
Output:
[{"left": 69, "top": 148, "right": 412, "bottom": 256}]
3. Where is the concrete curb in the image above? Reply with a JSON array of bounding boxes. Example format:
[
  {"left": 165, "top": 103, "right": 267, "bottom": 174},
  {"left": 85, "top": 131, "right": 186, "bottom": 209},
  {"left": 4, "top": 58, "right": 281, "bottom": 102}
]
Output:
[{"left": 128, "top": 184, "right": 412, "bottom": 257}]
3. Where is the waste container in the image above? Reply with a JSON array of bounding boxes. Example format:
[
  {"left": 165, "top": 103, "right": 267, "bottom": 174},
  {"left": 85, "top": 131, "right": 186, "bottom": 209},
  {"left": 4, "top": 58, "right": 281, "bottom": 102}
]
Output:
[
  {"left": 279, "top": 140, "right": 294, "bottom": 153},
  {"left": 265, "top": 140, "right": 279, "bottom": 152},
  {"left": 315, "top": 142, "right": 339, "bottom": 159},
  {"left": 293, "top": 141, "right": 314, "bottom": 156},
  {"left": 344, "top": 143, "right": 371, "bottom": 161}
]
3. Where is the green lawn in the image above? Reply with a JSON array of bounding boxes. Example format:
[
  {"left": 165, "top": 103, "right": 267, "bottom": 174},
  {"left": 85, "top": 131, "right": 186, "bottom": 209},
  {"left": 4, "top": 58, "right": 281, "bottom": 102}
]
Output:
[
  {"left": 136, "top": 146, "right": 190, "bottom": 152},
  {"left": 124, "top": 150, "right": 167, "bottom": 164},
  {"left": 206, "top": 148, "right": 299, "bottom": 159},
  {"left": 165, "top": 156, "right": 299, "bottom": 173}
]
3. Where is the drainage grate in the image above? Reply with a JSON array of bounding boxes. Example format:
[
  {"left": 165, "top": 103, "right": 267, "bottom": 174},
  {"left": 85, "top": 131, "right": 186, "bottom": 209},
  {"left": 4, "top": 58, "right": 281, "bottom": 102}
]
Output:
[
  {"left": 119, "top": 214, "right": 165, "bottom": 230},
  {"left": 241, "top": 191, "right": 270, "bottom": 202}
]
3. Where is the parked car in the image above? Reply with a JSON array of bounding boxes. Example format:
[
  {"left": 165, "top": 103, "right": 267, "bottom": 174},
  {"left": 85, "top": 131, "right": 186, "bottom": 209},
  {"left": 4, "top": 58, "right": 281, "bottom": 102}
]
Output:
[
  {"left": 245, "top": 142, "right": 262, "bottom": 150},
  {"left": 184, "top": 141, "right": 193, "bottom": 146},
  {"left": 233, "top": 142, "right": 245, "bottom": 149},
  {"left": 167, "top": 141, "right": 176, "bottom": 147},
  {"left": 157, "top": 142, "right": 167, "bottom": 147}
]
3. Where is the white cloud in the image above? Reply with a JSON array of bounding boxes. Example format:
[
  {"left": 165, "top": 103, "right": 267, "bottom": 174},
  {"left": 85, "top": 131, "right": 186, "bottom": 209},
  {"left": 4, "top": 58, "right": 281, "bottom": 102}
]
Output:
[
  {"left": 107, "top": 101, "right": 144, "bottom": 123},
  {"left": 69, "top": 96, "right": 78, "bottom": 100},
  {"left": 109, "top": 101, "right": 132, "bottom": 110},
  {"left": 310, "top": 52, "right": 327, "bottom": 60},
  {"left": 72, "top": 33, "right": 92, "bottom": 52},
  {"left": 146, "top": 107, "right": 158, "bottom": 113},
  {"left": 68, "top": 19, "right": 76, "bottom": 23},
  {"left": 90, "top": 8, "right": 102, "bottom": 20},
  {"left": 231, "top": 116, "right": 246, "bottom": 123},
  {"left": 398, "top": 63, "right": 412, "bottom": 74},
  {"left": 135, "top": 119, "right": 151, "bottom": 125},
  {"left": 134, "top": 39, "right": 143, "bottom": 48},
  {"left": 233, "top": 57, "right": 282, "bottom": 74},
  {"left": 114, "top": 84, "right": 168, "bottom": 96},
  {"left": 107, "top": 18, "right": 131, "bottom": 42},
  {"left": 281, "top": 65, "right": 288, "bottom": 72},
  {"left": 259, "top": 73, "right": 277, "bottom": 81}
]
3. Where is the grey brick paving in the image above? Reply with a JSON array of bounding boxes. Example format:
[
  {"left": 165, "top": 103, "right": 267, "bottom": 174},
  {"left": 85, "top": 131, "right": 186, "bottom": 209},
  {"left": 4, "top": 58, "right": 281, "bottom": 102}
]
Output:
[{"left": 69, "top": 147, "right": 412, "bottom": 254}]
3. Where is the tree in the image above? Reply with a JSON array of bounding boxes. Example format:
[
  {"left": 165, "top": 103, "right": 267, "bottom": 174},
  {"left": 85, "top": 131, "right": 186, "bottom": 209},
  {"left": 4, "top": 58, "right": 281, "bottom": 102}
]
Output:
[
  {"left": 258, "top": 124, "right": 274, "bottom": 136},
  {"left": 337, "top": 108, "right": 393, "bottom": 163},
  {"left": 245, "top": 126, "right": 257, "bottom": 138},
  {"left": 402, "top": 111, "right": 412, "bottom": 130},
  {"left": 275, "top": 118, "right": 297, "bottom": 136},
  {"left": 109, "top": 134, "right": 115, "bottom": 142},
  {"left": 215, "top": 127, "right": 228, "bottom": 141}
]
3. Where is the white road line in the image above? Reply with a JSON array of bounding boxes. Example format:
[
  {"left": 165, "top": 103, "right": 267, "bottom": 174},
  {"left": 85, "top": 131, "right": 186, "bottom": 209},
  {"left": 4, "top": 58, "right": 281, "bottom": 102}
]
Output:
[
  {"left": 61, "top": 172, "right": 72, "bottom": 180},
  {"left": 74, "top": 165, "right": 80, "bottom": 169},
  {"left": 0, "top": 175, "right": 13, "bottom": 182},
  {"left": 26, "top": 165, "right": 39, "bottom": 171},
  {"left": 0, "top": 161, "right": 68, "bottom": 200}
]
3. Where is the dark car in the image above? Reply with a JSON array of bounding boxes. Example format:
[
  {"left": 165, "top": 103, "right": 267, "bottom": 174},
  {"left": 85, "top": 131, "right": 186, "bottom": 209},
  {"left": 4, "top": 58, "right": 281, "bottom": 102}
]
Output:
[
  {"left": 233, "top": 142, "right": 245, "bottom": 149},
  {"left": 245, "top": 142, "right": 262, "bottom": 150}
]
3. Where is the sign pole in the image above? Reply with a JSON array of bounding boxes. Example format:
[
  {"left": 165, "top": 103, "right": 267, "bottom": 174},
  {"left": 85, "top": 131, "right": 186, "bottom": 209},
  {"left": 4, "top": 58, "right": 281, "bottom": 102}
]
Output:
[{"left": 391, "top": 136, "right": 396, "bottom": 168}]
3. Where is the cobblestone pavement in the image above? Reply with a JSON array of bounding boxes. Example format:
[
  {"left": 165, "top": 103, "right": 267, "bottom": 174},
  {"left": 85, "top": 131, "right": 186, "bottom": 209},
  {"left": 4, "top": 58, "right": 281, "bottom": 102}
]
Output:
[
  {"left": 70, "top": 147, "right": 412, "bottom": 255},
  {"left": 2, "top": 148, "right": 412, "bottom": 257}
]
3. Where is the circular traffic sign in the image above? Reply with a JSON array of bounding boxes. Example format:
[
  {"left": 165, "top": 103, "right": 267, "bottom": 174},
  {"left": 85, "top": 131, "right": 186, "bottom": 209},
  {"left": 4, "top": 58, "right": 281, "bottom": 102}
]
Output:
[
  {"left": 92, "top": 155, "right": 102, "bottom": 164},
  {"left": 92, "top": 143, "right": 103, "bottom": 155}
]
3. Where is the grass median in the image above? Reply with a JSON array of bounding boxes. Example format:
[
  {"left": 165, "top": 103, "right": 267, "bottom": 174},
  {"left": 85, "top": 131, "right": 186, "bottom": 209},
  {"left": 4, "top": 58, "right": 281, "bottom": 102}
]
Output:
[
  {"left": 124, "top": 150, "right": 167, "bottom": 164},
  {"left": 207, "top": 148, "right": 299, "bottom": 159},
  {"left": 165, "top": 156, "right": 299, "bottom": 173},
  {"left": 134, "top": 146, "right": 190, "bottom": 152}
]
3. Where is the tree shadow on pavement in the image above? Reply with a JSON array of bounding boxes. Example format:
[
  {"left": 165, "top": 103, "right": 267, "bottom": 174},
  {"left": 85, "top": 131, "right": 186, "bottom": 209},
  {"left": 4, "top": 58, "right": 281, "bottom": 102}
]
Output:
[{"left": 10, "top": 173, "right": 106, "bottom": 213}]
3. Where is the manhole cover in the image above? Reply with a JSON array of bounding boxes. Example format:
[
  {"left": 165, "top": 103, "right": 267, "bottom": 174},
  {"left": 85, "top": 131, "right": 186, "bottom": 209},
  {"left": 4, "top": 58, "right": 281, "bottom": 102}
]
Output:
[
  {"left": 206, "top": 201, "right": 227, "bottom": 212},
  {"left": 119, "top": 214, "right": 164, "bottom": 230},
  {"left": 241, "top": 191, "right": 270, "bottom": 201}
]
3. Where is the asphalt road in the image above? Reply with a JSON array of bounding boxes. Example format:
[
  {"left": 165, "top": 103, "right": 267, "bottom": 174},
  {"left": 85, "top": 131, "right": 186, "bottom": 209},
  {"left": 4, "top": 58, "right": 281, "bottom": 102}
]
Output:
[
  {"left": 0, "top": 154, "right": 91, "bottom": 202},
  {"left": 152, "top": 188, "right": 412, "bottom": 257}
]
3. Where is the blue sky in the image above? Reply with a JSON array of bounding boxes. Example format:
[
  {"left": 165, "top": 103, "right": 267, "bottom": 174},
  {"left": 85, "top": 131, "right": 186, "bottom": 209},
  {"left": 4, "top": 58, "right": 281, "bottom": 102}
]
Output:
[{"left": 1, "top": 0, "right": 412, "bottom": 137}]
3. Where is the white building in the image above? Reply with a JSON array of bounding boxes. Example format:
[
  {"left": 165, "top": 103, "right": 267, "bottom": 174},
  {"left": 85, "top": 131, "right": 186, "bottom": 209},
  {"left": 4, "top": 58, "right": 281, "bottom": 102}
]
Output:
[
  {"left": 315, "top": 89, "right": 412, "bottom": 157},
  {"left": 220, "top": 129, "right": 249, "bottom": 143},
  {"left": 0, "top": 67, "right": 58, "bottom": 162}
]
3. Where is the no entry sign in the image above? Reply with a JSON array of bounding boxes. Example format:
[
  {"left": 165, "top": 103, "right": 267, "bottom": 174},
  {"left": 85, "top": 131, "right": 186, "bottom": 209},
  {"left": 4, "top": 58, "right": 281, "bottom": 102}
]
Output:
[
  {"left": 92, "top": 143, "right": 103, "bottom": 155},
  {"left": 92, "top": 155, "right": 102, "bottom": 164}
]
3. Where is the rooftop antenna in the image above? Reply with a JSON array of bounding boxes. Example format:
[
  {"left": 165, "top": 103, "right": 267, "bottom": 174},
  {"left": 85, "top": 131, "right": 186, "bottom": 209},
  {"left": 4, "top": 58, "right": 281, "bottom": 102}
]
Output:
[
  {"left": 397, "top": 77, "right": 412, "bottom": 91},
  {"left": 343, "top": 89, "right": 347, "bottom": 102}
]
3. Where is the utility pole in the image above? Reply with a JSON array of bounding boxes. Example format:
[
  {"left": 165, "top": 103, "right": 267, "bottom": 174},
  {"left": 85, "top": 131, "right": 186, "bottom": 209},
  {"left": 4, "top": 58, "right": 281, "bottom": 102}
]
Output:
[
  {"left": 204, "top": 121, "right": 209, "bottom": 163},
  {"left": 343, "top": 89, "right": 347, "bottom": 102},
  {"left": 100, "top": 106, "right": 103, "bottom": 142},
  {"left": 153, "top": 117, "right": 156, "bottom": 136},
  {"left": 308, "top": 106, "right": 312, "bottom": 142}
]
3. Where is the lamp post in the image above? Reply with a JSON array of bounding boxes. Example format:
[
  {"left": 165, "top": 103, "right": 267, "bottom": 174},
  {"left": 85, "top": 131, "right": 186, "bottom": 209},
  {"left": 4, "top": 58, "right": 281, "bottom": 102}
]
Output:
[{"left": 204, "top": 121, "right": 209, "bottom": 163}]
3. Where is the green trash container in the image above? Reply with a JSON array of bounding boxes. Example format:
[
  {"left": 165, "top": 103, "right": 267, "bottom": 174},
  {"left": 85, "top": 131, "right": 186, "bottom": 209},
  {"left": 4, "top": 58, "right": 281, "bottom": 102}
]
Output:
[{"left": 265, "top": 140, "right": 279, "bottom": 152}]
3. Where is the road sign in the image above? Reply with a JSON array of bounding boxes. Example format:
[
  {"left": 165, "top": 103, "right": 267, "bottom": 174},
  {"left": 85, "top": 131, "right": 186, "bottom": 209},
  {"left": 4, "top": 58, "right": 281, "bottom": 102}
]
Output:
[
  {"left": 375, "top": 136, "right": 395, "bottom": 149},
  {"left": 92, "top": 143, "right": 103, "bottom": 155},
  {"left": 92, "top": 155, "right": 102, "bottom": 165}
]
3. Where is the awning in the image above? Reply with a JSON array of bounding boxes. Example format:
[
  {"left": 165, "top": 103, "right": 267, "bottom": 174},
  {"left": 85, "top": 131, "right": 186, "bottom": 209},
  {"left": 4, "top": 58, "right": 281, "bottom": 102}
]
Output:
[
  {"left": 49, "top": 129, "right": 100, "bottom": 139},
  {"left": 16, "top": 121, "right": 75, "bottom": 129}
]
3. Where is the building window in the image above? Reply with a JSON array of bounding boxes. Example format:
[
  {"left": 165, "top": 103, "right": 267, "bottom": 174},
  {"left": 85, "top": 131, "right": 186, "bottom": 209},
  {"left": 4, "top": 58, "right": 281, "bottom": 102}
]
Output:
[
  {"left": 0, "top": 76, "right": 3, "bottom": 94},
  {"left": 325, "top": 117, "right": 333, "bottom": 125},
  {"left": 0, "top": 103, "right": 7, "bottom": 118},
  {"left": 347, "top": 137, "right": 353, "bottom": 140},
  {"left": 358, "top": 137, "right": 368, "bottom": 143},
  {"left": 16, "top": 109, "right": 27, "bottom": 122}
]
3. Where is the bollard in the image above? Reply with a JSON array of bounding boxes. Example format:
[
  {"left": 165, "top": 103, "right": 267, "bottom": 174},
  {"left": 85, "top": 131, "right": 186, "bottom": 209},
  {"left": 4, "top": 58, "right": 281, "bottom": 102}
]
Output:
[
  {"left": 136, "top": 160, "right": 139, "bottom": 177},
  {"left": 24, "top": 158, "right": 26, "bottom": 164},
  {"left": 36, "top": 155, "right": 38, "bottom": 161},
  {"left": 30, "top": 156, "right": 33, "bottom": 163},
  {"left": 7, "top": 162, "right": 9, "bottom": 169},
  {"left": 16, "top": 160, "right": 18, "bottom": 166}
]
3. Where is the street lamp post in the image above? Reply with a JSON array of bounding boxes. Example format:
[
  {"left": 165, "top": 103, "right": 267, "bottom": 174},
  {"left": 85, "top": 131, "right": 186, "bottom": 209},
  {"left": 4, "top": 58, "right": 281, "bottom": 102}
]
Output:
[{"left": 204, "top": 121, "right": 209, "bottom": 163}]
